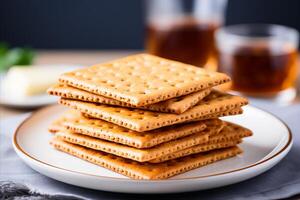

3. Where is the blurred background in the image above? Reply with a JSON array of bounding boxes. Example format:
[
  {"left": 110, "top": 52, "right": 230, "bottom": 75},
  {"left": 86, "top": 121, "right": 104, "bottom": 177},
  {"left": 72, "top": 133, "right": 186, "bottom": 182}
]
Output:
[
  {"left": 1, "top": 0, "right": 300, "bottom": 49},
  {"left": 0, "top": 0, "right": 299, "bottom": 112}
]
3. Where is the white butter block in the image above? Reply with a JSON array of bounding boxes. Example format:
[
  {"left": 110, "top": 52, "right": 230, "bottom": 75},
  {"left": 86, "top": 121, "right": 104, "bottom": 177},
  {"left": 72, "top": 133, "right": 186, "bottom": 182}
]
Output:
[{"left": 2, "top": 65, "right": 80, "bottom": 97}]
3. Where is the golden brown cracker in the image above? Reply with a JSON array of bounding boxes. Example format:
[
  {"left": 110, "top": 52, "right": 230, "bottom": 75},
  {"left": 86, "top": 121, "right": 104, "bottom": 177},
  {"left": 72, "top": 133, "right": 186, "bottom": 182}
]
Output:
[
  {"left": 57, "top": 110, "right": 215, "bottom": 148},
  {"left": 48, "top": 84, "right": 120, "bottom": 105},
  {"left": 48, "top": 110, "right": 81, "bottom": 133},
  {"left": 50, "top": 138, "right": 242, "bottom": 179},
  {"left": 144, "top": 88, "right": 211, "bottom": 114},
  {"left": 54, "top": 129, "right": 209, "bottom": 162},
  {"left": 150, "top": 139, "right": 241, "bottom": 163},
  {"left": 81, "top": 107, "right": 243, "bottom": 121},
  {"left": 149, "top": 122, "right": 252, "bottom": 163},
  {"left": 190, "top": 108, "right": 243, "bottom": 122},
  {"left": 201, "top": 119, "right": 225, "bottom": 136},
  {"left": 48, "top": 84, "right": 211, "bottom": 114},
  {"left": 59, "top": 54, "right": 230, "bottom": 106},
  {"left": 208, "top": 122, "right": 252, "bottom": 144},
  {"left": 59, "top": 90, "right": 247, "bottom": 131}
]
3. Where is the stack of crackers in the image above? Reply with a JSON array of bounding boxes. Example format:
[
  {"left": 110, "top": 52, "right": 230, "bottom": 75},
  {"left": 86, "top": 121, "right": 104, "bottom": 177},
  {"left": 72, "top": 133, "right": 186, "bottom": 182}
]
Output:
[{"left": 48, "top": 54, "right": 252, "bottom": 179}]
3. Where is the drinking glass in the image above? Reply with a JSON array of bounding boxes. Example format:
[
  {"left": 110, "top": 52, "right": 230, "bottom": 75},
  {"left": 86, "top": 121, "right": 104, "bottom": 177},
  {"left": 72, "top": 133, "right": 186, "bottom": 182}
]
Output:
[
  {"left": 145, "top": 0, "right": 227, "bottom": 70},
  {"left": 215, "top": 24, "right": 299, "bottom": 101}
]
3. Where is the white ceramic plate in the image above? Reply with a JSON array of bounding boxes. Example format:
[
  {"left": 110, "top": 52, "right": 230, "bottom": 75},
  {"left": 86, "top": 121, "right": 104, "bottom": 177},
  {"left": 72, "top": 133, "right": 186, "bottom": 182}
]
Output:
[
  {"left": 13, "top": 105, "right": 292, "bottom": 194},
  {"left": 0, "top": 65, "right": 81, "bottom": 108}
]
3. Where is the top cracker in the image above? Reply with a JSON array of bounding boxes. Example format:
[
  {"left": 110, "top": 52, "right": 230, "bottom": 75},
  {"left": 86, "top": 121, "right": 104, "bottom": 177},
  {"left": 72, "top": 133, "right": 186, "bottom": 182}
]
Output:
[{"left": 59, "top": 54, "right": 230, "bottom": 106}]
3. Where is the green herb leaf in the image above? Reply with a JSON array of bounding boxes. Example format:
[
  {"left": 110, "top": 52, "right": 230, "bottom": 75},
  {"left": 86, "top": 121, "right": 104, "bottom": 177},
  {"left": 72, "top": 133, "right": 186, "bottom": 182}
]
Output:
[{"left": 0, "top": 43, "right": 35, "bottom": 72}]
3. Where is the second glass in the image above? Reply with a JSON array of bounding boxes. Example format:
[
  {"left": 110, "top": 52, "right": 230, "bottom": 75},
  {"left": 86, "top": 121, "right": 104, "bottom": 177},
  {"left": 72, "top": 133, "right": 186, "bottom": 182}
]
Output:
[
  {"left": 145, "top": 0, "right": 227, "bottom": 70},
  {"left": 215, "top": 24, "right": 299, "bottom": 100}
]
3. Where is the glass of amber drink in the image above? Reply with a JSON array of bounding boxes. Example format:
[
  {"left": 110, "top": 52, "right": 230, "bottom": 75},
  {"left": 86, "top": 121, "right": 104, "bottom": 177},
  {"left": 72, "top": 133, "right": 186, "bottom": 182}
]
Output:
[
  {"left": 145, "top": 0, "right": 227, "bottom": 70},
  {"left": 215, "top": 24, "right": 299, "bottom": 102}
]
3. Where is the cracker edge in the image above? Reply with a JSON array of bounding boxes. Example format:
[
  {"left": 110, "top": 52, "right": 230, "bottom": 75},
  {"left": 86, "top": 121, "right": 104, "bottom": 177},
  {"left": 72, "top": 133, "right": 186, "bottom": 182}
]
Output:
[
  {"left": 50, "top": 138, "right": 242, "bottom": 179},
  {"left": 58, "top": 54, "right": 231, "bottom": 106},
  {"left": 54, "top": 130, "right": 210, "bottom": 162}
]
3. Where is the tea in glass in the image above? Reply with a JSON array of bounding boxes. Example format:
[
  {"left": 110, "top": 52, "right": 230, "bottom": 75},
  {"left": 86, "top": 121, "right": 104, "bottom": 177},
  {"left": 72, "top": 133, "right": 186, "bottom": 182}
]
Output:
[
  {"left": 145, "top": 0, "right": 227, "bottom": 69},
  {"left": 216, "top": 24, "right": 299, "bottom": 100}
]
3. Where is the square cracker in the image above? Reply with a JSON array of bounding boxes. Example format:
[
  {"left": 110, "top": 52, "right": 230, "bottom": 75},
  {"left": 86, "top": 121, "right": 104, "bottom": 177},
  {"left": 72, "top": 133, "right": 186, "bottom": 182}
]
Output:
[
  {"left": 54, "top": 110, "right": 220, "bottom": 149},
  {"left": 82, "top": 107, "right": 243, "bottom": 121},
  {"left": 48, "top": 84, "right": 211, "bottom": 114},
  {"left": 54, "top": 129, "right": 209, "bottom": 162},
  {"left": 59, "top": 90, "right": 248, "bottom": 131},
  {"left": 51, "top": 138, "right": 242, "bottom": 179},
  {"left": 149, "top": 140, "right": 242, "bottom": 163},
  {"left": 58, "top": 54, "right": 230, "bottom": 106},
  {"left": 150, "top": 122, "right": 252, "bottom": 163}
]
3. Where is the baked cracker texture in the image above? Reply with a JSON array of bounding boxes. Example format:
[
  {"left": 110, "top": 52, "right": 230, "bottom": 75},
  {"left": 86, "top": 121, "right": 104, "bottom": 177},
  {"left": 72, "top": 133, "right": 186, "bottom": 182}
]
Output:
[
  {"left": 150, "top": 122, "right": 252, "bottom": 163},
  {"left": 149, "top": 140, "right": 242, "bottom": 163},
  {"left": 53, "top": 110, "right": 218, "bottom": 148},
  {"left": 58, "top": 54, "right": 230, "bottom": 106},
  {"left": 59, "top": 90, "right": 248, "bottom": 131},
  {"left": 48, "top": 84, "right": 212, "bottom": 114},
  {"left": 48, "top": 109, "right": 81, "bottom": 133},
  {"left": 50, "top": 138, "right": 242, "bottom": 179},
  {"left": 54, "top": 129, "right": 209, "bottom": 162}
]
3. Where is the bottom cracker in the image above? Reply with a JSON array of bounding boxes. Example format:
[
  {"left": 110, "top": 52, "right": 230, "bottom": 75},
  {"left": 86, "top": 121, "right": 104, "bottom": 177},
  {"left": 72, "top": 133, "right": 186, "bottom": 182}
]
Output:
[{"left": 50, "top": 138, "right": 242, "bottom": 180}]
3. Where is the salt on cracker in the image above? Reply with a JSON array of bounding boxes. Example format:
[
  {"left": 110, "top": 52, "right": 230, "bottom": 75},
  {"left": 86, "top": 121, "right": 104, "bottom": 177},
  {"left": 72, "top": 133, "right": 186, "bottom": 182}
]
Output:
[
  {"left": 54, "top": 110, "right": 219, "bottom": 149},
  {"left": 59, "top": 90, "right": 248, "bottom": 131},
  {"left": 51, "top": 138, "right": 242, "bottom": 179},
  {"left": 59, "top": 54, "right": 230, "bottom": 106},
  {"left": 54, "top": 129, "right": 209, "bottom": 162},
  {"left": 48, "top": 84, "right": 211, "bottom": 114}
]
